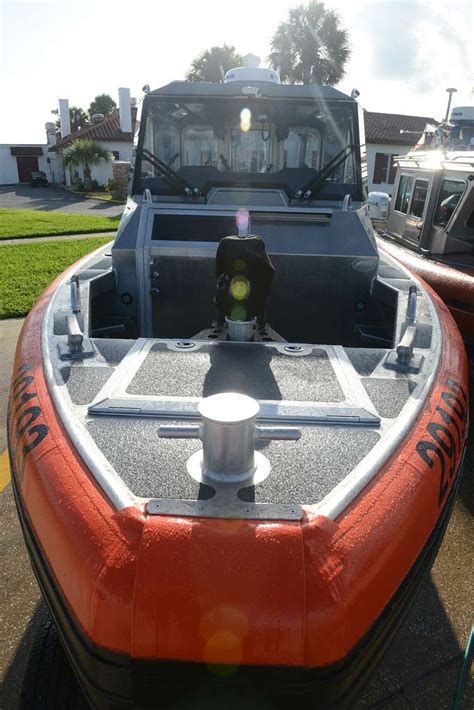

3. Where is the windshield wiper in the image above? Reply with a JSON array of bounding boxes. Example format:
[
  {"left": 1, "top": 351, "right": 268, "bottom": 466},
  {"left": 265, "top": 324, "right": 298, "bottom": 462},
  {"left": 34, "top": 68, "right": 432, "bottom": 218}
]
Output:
[
  {"left": 141, "top": 148, "right": 200, "bottom": 197},
  {"left": 294, "top": 145, "right": 357, "bottom": 201}
]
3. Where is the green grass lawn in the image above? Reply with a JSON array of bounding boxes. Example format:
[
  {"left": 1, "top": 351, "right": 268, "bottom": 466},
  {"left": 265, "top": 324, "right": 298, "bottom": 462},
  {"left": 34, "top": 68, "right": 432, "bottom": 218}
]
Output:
[
  {"left": 0, "top": 208, "right": 121, "bottom": 240},
  {"left": 83, "top": 192, "right": 115, "bottom": 201},
  {"left": 0, "top": 237, "right": 111, "bottom": 318}
]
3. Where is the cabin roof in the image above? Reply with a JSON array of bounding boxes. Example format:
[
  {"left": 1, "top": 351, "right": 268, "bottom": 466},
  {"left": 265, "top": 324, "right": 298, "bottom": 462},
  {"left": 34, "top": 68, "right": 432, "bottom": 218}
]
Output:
[
  {"left": 364, "top": 110, "right": 438, "bottom": 146},
  {"left": 148, "top": 80, "right": 352, "bottom": 101}
]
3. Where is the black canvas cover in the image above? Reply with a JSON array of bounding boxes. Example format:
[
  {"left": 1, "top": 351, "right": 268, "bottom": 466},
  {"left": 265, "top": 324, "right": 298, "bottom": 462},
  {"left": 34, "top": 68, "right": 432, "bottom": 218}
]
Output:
[{"left": 214, "top": 235, "right": 275, "bottom": 326}]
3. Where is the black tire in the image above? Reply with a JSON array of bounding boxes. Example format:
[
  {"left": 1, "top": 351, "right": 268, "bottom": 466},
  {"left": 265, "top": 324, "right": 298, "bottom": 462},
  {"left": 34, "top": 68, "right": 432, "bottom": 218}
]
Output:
[{"left": 19, "top": 614, "right": 89, "bottom": 710}]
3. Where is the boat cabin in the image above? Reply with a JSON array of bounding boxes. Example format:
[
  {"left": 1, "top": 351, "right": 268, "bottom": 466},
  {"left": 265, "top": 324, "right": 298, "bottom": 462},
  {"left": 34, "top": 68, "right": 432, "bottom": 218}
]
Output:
[
  {"left": 92, "top": 72, "right": 397, "bottom": 348},
  {"left": 372, "top": 106, "right": 474, "bottom": 269},
  {"left": 382, "top": 152, "right": 474, "bottom": 267}
]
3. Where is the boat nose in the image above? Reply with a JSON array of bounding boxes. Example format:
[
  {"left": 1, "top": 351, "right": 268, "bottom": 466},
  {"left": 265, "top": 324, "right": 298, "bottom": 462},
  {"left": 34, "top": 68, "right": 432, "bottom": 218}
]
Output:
[{"left": 131, "top": 513, "right": 307, "bottom": 666}]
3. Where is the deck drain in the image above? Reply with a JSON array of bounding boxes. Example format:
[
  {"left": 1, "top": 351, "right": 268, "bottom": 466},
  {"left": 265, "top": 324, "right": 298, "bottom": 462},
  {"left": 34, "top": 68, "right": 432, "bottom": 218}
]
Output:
[{"left": 176, "top": 341, "right": 196, "bottom": 349}]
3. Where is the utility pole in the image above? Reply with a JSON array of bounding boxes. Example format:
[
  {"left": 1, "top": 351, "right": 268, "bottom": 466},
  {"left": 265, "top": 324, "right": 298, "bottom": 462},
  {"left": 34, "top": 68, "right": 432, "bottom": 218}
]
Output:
[{"left": 444, "top": 88, "right": 457, "bottom": 124}]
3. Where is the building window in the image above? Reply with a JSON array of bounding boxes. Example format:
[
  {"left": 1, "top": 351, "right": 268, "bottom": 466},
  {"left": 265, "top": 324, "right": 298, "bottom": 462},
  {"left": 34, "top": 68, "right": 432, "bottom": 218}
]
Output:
[
  {"left": 409, "top": 179, "right": 429, "bottom": 218},
  {"left": 434, "top": 179, "right": 466, "bottom": 228},
  {"left": 388, "top": 156, "right": 397, "bottom": 184},
  {"left": 394, "top": 175, "right": 413, "bottom": 214},
  {"left": 373, "top": 152, "right": 398, "bottom": 184},
  {"left": 112, "top": 150, "right": 120, "bottom": 160},
  {"left": 373, "top": 153, "right": 388, "bottom": 184}
]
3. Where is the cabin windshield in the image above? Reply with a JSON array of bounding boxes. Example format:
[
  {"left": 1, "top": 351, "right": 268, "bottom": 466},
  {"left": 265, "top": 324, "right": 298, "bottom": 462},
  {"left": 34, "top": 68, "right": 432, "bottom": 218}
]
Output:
[{"left": 134, "top": 97, "right": 358, "bottom": 198}]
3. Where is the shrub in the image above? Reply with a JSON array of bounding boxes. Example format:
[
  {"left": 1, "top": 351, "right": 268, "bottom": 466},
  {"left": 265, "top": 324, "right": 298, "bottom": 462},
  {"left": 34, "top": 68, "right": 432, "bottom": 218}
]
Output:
[{"left": 104, "top": 178, "right": 120, "bottom": 192}]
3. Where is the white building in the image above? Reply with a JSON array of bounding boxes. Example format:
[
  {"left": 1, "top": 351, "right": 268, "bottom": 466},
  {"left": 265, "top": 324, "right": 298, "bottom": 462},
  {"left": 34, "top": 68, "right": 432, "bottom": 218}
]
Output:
[
  {"left": 364, "top": 111, "right": 438, "bottom": 196},
  {"left": 52, "top": 88, "right": 135, "bottom": 187},
  {"left": 0, "top": 136, "right": 60, "bottom": 185}
]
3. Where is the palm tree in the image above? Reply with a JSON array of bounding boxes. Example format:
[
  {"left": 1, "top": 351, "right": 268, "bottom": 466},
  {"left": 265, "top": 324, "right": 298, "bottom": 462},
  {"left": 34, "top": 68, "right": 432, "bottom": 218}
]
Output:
[
  {"left": 63, "top": 139, "right": 111, "bottom": 190},
  {"left": 186, "top": 45, "right": 244, "bottom": 83},
  {"left": 268, "top": 1, "right": 350, "bottom": 85}
]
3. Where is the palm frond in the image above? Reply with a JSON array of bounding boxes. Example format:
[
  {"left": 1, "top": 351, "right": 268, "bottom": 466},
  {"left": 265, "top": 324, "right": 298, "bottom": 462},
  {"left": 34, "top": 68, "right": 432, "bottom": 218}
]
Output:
[{"left": 267, "top": 0, "right": 350, "bottom": 85}]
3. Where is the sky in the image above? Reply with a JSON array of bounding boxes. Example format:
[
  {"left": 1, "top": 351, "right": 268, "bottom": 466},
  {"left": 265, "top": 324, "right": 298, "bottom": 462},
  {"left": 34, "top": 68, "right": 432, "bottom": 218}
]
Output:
[{"left": 0, "top": 0, "right": 472, "bottom": 144}]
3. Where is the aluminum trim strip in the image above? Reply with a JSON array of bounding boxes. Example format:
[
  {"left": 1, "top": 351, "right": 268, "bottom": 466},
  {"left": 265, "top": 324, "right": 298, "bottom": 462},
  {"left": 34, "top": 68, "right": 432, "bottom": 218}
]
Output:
[
  {"left": 88, "top": 397, "right": 380, "bottom": 426},
  {"left": 311, "top": 249, "right": 442, "bottom": 520},
  {"left": 41, "top": 242, "right": 138, "bottom": 511},
  {"left": 146, "top": 498, "right": 304, "bottom": 521}
]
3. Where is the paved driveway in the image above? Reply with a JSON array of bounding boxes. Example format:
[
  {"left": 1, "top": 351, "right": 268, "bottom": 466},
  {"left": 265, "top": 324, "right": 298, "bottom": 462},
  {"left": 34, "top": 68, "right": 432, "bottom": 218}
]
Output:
[{"left": 0, "top": 185, "right": 124, "bottom": 217}]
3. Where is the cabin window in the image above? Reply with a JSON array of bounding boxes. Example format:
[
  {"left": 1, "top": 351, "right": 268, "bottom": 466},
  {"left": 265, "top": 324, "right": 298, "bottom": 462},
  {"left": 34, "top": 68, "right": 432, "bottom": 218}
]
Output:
[
  {"left": 283, "top": 128, "right": 321, "bottom": 169},
  {"left": 394, "top": 175, "right": 413, "bottom": 213},
  {"left": 143, "top": 120, "right": 179, "bottom": 174},
  {"left": 183, "top": 127, "right": 221, "bottom": 169},
  {"left": 409, "top": 179, "right": 429, "bottom": 218},
  {"left": 231, "top": 129, "right": 270, "bottom": 173},
  {"left": 134, "top": 99, "right": 359, "bottom": 197},
  {"left": 373, "top": 153, "right": 397, "bottom": 184},
  {"left": 433, "top": 179, "right": 466, "bottom": 228}
]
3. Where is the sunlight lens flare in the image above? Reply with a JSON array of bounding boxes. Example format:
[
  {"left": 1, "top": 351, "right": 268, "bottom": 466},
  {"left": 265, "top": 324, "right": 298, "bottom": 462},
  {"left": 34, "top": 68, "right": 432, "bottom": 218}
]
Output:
[
  {"left": 235, "top": 208, "right": 249, "bottom": 234},
  {"left": 240, "top": 108, "right": 251, "bottom": 133},
  {"left": 230, "top": 275, "right": 251, "bottom": 301}
]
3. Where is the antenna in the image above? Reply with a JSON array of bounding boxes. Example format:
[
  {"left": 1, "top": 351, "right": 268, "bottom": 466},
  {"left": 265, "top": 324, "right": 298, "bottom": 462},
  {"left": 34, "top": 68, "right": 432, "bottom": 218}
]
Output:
[
  {"left": 444, "top": 87, "right": 457, "bottom": 124},
  {"left": 244, "top": 54, "right": 260, "bottom": 68}
]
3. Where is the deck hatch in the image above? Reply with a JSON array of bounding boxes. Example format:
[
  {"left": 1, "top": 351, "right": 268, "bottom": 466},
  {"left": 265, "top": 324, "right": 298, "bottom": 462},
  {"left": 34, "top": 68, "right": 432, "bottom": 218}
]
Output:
[{"left": 88, "top": 339, "right": 381, "bottom": 427}]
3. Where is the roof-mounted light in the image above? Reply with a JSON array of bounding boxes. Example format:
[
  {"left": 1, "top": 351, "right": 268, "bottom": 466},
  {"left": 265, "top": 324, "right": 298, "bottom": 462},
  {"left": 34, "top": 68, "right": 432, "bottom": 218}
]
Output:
[{"left": 242, "top": 86, "right": 261, "bottom": 98}]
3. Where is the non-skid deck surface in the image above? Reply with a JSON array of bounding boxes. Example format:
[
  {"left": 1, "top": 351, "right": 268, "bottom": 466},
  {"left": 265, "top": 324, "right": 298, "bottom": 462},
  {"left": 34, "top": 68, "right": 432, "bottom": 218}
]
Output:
[
  {"left": 61, "top": 336, "right": 409, "bottom": 504},
  {"left": 86, "top": 417, "right": 379, "bottom": 504},
  {"left": 126, "top": 344, "right": 345, "bottom": 402}
]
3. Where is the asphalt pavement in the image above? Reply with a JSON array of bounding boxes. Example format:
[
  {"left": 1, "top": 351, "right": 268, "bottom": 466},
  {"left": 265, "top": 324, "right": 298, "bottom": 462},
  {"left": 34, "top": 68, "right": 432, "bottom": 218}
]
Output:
[
  {"left": 0, "top": 317, "right": 472, "bottom": 708},
  {"left": 0, "top": 185, "right": 124, "bottom": 217}
]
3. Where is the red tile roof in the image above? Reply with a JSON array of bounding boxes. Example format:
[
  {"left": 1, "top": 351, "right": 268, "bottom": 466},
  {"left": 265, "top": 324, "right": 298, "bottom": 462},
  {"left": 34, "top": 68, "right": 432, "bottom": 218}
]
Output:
[
  {"left": 364, "top": 110, "right": 438, "bottom": 146},
  {"left": 52, "top": 108, "right": 137, "bottom": 151}
]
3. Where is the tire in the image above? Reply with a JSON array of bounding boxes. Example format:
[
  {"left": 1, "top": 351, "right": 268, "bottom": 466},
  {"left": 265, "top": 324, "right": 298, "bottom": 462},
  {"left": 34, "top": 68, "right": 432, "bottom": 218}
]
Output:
[{"left": 19, "top": 614, "right": 89, "bottom": 710}]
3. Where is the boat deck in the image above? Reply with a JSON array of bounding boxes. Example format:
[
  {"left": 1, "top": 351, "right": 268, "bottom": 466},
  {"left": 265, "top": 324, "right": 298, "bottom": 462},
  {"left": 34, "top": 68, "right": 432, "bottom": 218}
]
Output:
[{"left": 43, "top": 244, "right": 440, "bottom": 521}]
